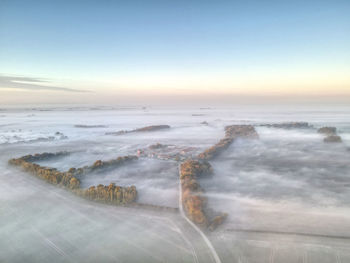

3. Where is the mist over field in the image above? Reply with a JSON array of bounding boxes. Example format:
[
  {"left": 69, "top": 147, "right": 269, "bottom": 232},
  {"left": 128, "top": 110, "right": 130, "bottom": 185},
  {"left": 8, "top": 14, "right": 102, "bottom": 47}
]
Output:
[
  {"left": 1, "top": 104, "right": 350, "bottom": 262},
  {"left": 1, "top": 0, "right": 350, "bottom": 261}
]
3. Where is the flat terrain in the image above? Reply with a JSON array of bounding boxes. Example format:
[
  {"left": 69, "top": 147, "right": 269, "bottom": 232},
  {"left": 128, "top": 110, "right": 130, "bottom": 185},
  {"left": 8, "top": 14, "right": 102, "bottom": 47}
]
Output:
[{"left": 1, "top": 106, "right": 350, "bottom": 262}]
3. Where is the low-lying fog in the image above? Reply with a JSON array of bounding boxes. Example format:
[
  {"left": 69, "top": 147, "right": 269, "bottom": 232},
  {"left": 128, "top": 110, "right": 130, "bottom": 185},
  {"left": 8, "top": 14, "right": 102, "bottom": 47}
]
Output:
[
  {"left": 1, "top": 104, "right": 350, "bottom": 262},
  {"left": 201, "top": 127, "right": 350, "bottom": 236}
]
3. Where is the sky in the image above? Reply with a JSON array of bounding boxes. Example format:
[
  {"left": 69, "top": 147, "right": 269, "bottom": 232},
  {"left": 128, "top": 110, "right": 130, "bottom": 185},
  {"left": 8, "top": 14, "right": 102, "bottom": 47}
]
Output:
[{"left": 0, "top": 0, "right": 349, "bottom": 105}]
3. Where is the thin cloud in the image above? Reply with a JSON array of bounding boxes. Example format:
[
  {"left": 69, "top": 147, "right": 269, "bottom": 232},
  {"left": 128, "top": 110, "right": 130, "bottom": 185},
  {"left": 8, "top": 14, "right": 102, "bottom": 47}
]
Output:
[{"left": 0, "top": 75, "right": 87, "bottom": 92}]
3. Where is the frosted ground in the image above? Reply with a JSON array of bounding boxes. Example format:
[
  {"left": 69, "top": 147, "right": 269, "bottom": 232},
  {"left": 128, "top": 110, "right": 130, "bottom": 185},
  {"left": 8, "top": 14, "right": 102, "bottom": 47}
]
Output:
[{"left": 1, "top": 104, "right": 350, "bottom": 262}]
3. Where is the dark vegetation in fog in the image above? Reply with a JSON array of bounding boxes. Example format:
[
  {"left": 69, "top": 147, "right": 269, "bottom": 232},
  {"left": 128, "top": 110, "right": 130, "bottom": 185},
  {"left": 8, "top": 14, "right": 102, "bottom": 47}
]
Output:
[
  {"left": 318, "top": 126, "right": 342, "bottom": 143},
  {"left": 259, "top": 122, "right": 313, "bottom": 129},
  {"left": 106, "top": 125, "right": 170, "bottom": 135},
  {"left": 180, "top": 125, "right": 259, "bottom": 231},
  {"left": 71, "top": 155, "right": 138, "bottom": 175},
  {"left": 137, "top": 143, "right": 197, "bottom": 162},
  {"left": 198, "top": 125, "right": 258, "bottom": 160},
  {"left": 258, "top": 122, "right": 343, "bottom": 143},
  {"left": 180, "top": 160, "right": 228, "bottom": 231},
  {"left": 324, "top": 135, "right": 342, "bottom": 143},
  {"left": 9, "top": 152, "right": 138, "bottom": 205}
]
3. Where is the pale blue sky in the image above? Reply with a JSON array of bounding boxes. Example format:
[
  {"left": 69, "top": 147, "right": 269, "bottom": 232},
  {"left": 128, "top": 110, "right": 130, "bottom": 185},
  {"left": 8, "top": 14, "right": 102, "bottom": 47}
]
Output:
[{"left": 0, "top": 0, "right": 349, "bottom": 103}]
